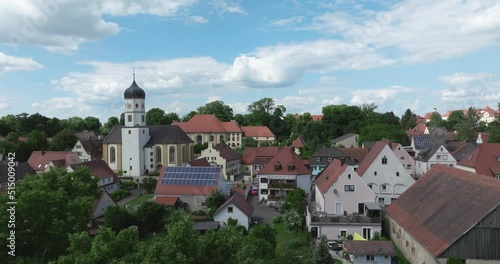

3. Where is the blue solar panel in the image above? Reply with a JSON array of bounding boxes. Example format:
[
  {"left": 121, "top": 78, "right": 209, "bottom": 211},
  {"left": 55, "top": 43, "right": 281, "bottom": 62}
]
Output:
[{"left": 161, "top": 166, "right": 220, "bottom": 186}]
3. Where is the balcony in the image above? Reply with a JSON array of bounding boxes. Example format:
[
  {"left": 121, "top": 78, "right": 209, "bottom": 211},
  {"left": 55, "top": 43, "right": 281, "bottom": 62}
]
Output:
[
  {"left": 310, "top": 213, "right": 381, "bottom": 224},
  {"left": 268, "top": 183, "right": 296, "bottom": 189}
]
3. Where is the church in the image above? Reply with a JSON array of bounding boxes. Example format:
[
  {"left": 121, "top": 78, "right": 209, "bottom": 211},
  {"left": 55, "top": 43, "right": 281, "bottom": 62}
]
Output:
[{"left": 102, "top": 77, "right": 194, "bottom": 176}]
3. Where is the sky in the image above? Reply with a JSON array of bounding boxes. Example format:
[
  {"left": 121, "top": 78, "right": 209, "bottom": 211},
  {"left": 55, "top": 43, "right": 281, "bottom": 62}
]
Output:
[{"left": 0, "top": 0, "right": 499, "bottom": 123}]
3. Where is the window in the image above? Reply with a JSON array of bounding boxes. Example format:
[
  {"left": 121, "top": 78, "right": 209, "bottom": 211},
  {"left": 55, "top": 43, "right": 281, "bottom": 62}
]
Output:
[
  {"left": 436, "top": 155, "right": 441, "bottom": 160},
  {"left": 344, "top": 185, "right": 355, "bottom": 192},
  {"left": 406, "top": 240, "right": 409, "bottom": 248},
  {"left": 448, "top": 164, "right": 453, "bottom": 167},
  {"left": 392, "top": 226, "right": 395, "bottom": 234},
  {"left": 382, "top": 185, "right": 387, "bottom": 191},
  {"left": 135, "top": 103, "right": 138, "bottom": 108},
  {"left": 378, "top": 197, "right": 384, "bottom": 204},
  {"left": 274, "top": 163, "right": 282, "bottom": 171},
  {"left": 129, "top": 166, "right": 132, "bottom": 170},
  {"left": 382, "top": 156, "right": 387, "bottom": 164},
  {"left": 142, "top": 115, "right": 144, "bottom": 122},
  {"left": 210, "top": 135, "right": 214, "bottom": 142},
  {"left": 260, "top": 189, "right": 268, "bottom": 194},
  {"left": 411, "top": 246, "right": 415, "bottom": 256},
  {"left": 374, "top": 171, "right": 377, "bottom": 176},
  {"left": 75, "top": 145, "right": 81, "bottom": 149},
  {"left": 288, "top": 165, "right": 295, "bottom": 171},
  {"left": 495, "top": 175, "right": 500, "bottom": 179},
  {"left": 260, "top": 178, "right": 268, "bottom": 183},
  {"left": 391, "top": 198, "right": 397, "bottom": 202},
  {"left": 340, "top": 230, "right": 347, "bottom": 238},
  {"left": 228, "top": 207, "right": 233, "bottom": 213},
  {"left": 255, "top": 165, "right": 261, "bottom": 170},
  {"left": 156, "top": 147, "right": 161, "bottom": 163},
  {"left": 347, "top": 174, "right": 351, "bottom": 179},
  {"left": 496, "top": 157, "right": 500, "bottom": 162},
  {"left": 368, "top": 184, "right": 373, "bottom": 189},
  {"left": 110, "top": 147, "right": 116, "bottom": 163},
  {"left": 142, "top": 129, "right": 145, "bottom": 134},
  {"left": 396, "top": 172, "right": 400, "bottom": 176},
  {"left": 169, "top": 146, "right": 175, "bottom": 164},
  {"left": 128, "top": 130, "right": 131, "bottom": 134},
  {"left": 220, "top": 135, "right": 224, "bottom": 142},
  {"left": 407, "top": 164, "right": 411, "bottom": 169},
  {"left": 328, "top": 157, "right": 332, "bottom": 162},
  {"left": 128, "top": 115, "right": 132, "bottom": 122},
  {"left": 366, "top": 255, "right": 374, "bottom": 261},
  {"left": 316, "top": 157, "right": 320, "bottom": 162}
]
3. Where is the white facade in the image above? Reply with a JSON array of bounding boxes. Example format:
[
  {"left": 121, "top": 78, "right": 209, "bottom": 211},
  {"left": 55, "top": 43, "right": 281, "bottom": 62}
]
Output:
[
  {"left": 124, "top": 98, "right": 146, "bottom": 127},
  {"left": 360, "top": 145, "right": 415, "bottom": 206},
  {"left": 121, "top": 127, "right": 150, "bottom": 176},
  {"left": 348, "top": 254, "right": 392, "bottom": 264},
  {"left": 213, "top": 203, "right": 251, "bottom": 230},
  {"left": 72, "top": 140, "right": 91, "bottom": 162},
  {"left": 200, "top": 144, "right": 241, "bottom": 181},
  {"left": 258, "top": 174, "right": 311, "bottom": 202},
  {"left": 314, "top": 166, "right": 376, "bottom": 214},
  {"left": 415, "top": 145, "right": 456, "bottom": 179},
  {"left": 391, "top": 143, "right": 416, "bottom": 178}
]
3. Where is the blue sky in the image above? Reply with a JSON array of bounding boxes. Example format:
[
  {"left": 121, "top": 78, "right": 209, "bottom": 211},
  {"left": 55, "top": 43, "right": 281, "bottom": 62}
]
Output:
[{"left": 1, "top": 0, "right": 499, "bottom": 122}]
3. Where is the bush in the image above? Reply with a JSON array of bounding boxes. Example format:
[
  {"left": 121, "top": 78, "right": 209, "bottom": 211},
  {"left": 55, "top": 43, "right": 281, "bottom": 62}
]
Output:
[
  {"left": 447, "top": 257, "right": 462, "bottom": 264},
  {"left": 272, "top": 216, "right": 283, "bottom": 224},
  {"left": 121, "top": 181, "right": 135, "bottom": 191},
  {"left": 111, "top": 189, "right": 131, "bottom": 201}
]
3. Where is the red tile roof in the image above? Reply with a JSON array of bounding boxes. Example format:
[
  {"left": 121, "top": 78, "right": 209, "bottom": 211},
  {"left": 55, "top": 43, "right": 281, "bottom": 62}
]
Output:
[
  {"left": 458, "top": 143, "right": 500, "bottom": 178},
  {"left": 222, "top": 121, "right": 242, "bottom": 133},
  {"left": 257, "top": 147, "right": 311, "bottom": 175},
  {"left": 344, "top": 241, "right": 396, "bottom": 256},
  {"left": 154, "top": 196, "right": 179, "bottom": 207},
  {"left": 214, "top": 193, "right": 254, "bottom": 217},
  {"left": 174, "top": 114, "right": 239, "bottom": 133},
  {"left": 291, "top": 136, "right": 306, "bottom": 148},
  {"left": 385, "top": 165, "right": 500, "bottom": 257},
  {"left": 69, "top": 160, "right": 121, "bottom": 185},
  {"left": 241, "top": 126, "right": 274, "bottom": 138},
  {"left": 315, "top": 159, "right": 348, "bottom": 194},
  {"left": 154, "top": 166, "right": 222, "bottom": 196},
  {"left": 339, "top": 148, "right": 369, "bottom": 164},
  {"left": 188, "top": 158, "right": 211, "bottom": 167},
  {"left": 312, "top": 115, "right": 323, "bottom": 121},
  {"left": 242, "top": 146, "right": 285, "bottom": 165},
  {"left": 27, "top": 151, "right": 81, "bottom": 171},
  {"left": 355, "top": 142, "right": 387, "bottom": 176}
]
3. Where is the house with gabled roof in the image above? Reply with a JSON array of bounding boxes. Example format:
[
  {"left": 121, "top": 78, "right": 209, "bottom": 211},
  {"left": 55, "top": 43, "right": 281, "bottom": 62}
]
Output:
[
  {"left": 385, "top": 165, "right": 500, "bottom": 263},
  {"left": 309, "top": 147, "right": 368, "bottom": 176},
  {"left": 200, "top": 143, "right": 241, "bottom": 181},
  {"left": 257, "top": 147, "right": 312, "bottom": 202},
  {"left": 188, "top": 157, "right": 211, "bottom": 167},
  {"left": 343, "top": 240, "right": 396, "bottom": 264},
  {"left": 415, "top": 141, "right": 456, "bottom": 179},
  {"left": 213, "top": 193, "right": 254, "bottom": 230},
  {"left": 67, "top": 160, "right": 121, "bottom": 193},
  {"left": 291, "top": 136, "right": 307, "bottom": 155},
  {"left": 90, "top": 189, "right": 117, "bottom": 235},
  {"left": 445, "top": 141, "right": 476, "bottom": 161},
  {"left": 330, "top": 133, "right": 359, "bottom": 148},
  {"left": 308, "top": 159, "right": 380, "bottom": 240},
  {"left": 356, "top": 142, "right": 415, "bottom": 206},
  {"left": 241, "top": 146, "right": 285, "bottom": 176},
  {"left": 457, "top": 143, "right": 500, "bottom": 179},
  {"left": 27, "top": 151, "right": 81, "bottom": 173},
  {"left": 240, "top": 126, "right": 275, "bottom": 143},
  {"left": 72, "top": 138, "right": 103, "bottom": 162},
  {"left": 154, "top": 166, "right": 229, "bottom": 211}
]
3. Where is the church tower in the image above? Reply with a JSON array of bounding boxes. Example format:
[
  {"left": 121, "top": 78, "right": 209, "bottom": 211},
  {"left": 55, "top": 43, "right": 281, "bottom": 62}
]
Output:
[
  {"left": 123, "top": 73, "right": 146, "bottom": 127},
  {"left": 121, "top": 74, "right": 150, "bottom": 176}
]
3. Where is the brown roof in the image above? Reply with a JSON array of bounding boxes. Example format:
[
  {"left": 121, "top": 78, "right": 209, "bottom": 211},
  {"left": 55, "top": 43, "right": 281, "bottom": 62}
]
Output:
[
  {"left": 154, "top": 166, "right": 222, "bottom": 196},
  {"left": 424, "top": 111, "right": 440, "bottom": 120},
  {"left": 344, "top": 241, "right": 396, "bottom": 256},
  {"left": 222, "top": 121, "right": 242, "bottom": 133},
  {"left": 340, "top": 148, "right": 369, "bottom": 165},
  {"left": 103, "top": 125, "right": 193, "bottom": 145},
  {"left": 242, "top": 146, "right": 285, "bottom": 165},
  {"left": 214, "top": 144, "right": 241, "bottom": 161},
  {"left": 385, "top": 165, "right": 500, "bottom": 257},
  {"left": 355, "top": 142, "right": 387, "bottom": 176},
  {"left": 79, "top": 139, "right": 103, "bottom": 159},
  {"left": 241, "top": 126, "right": 274, "bottom": 138},
  {"left": 154, "top": 196, "right": 179, "bottom": 206},
  {"left": 442, "top": 110, "right": 452, "bottom": 118},
  {"left": 174, "top": 114, "right": 241, "bottom": 133},
  {"left": 458, "top": 143, "right": 500, "bottom": 178},
  {"left": 27, "top": 151, "right": 81, "bottom": 171},
  {"left": 291, "top": 136, "right": 306, "bottom": 148},
  {"left": 414, "top": 123, "right": 428, "bottom": 133},
  {"left": 214, "top": 193, "right": 254, "bottom": 217},
  {"left": 257, "top": 147, "right": 311, "bottom": 175},
  {"left": 311, "top": 115, "right": 323, "bottom": 121},
  {"left": 188, "top": 158, "right": 211, "bottom": 167},
  {"left": 315, "top": 159, "right": 348, "bottom": 194},
  {"left": 70, "top": 160, "right": 120, "bottom": 185}
]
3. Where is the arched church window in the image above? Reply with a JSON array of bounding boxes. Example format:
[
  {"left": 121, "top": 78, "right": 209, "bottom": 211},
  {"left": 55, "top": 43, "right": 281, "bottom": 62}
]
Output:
[
  {"left": 156, "top": 146, "right": 162, "bottom": 163},
  {"left": 169, "top": 146, "right": 176, "bottom": 164},
  {"left": 210, "top": 135, "right": 214, "bottom": 142},
  {"left": 196, "top": 135, "right": 202, "bottom": 144},
  {"left": 110, "top": 147, "right": 116, "bottom": 163}
]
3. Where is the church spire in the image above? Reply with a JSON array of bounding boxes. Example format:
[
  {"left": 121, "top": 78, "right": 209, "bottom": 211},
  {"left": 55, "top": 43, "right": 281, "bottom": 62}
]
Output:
[{"left": 133, "top": 67, "right": 135, "bottom": 81}]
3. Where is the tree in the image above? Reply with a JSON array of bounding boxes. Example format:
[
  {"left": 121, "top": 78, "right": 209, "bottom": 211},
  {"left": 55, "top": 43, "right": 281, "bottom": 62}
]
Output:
[
  {"left": 142, "top": 176, "right": 158, "bottom": 193},
  {"left": 146, "top": 108, "right": 169, "bottom": 125},
  {"left": 282, "top": 209, "right": 303, "bottom": 231},
  {"left": 197, "top": 225, "right": 245, "bottom": 264},
  {"left": 0, "top": 167, "right": 100, "bottom": 261},
  {"left": 248, "top": 223, "right": 277, "bottom": 250},
  {"left": 63, "top": 116, "right": 86, "bottom": 132},
  {"left": 455, "top": 122, "right": 476, "bottom": 142},
  {"left": 193, "top": 142, "right": 209, "bottom": 154},
  {"left": 242, "top": 137, "right": 259, "bottom": 148},
  {"left": 206, "top": 190, "right": 227, "bottom": 210},
  {"left": 182, "top": 111, "right": 197, "bottom": 122},
  {"left": 314, "top": 236, "right": 333, "bottom": 264},
  {"left": 445, "top": 110, "right": 467, "bottom": 131},
  {"left": 247, "top": 98, "right": 275, "bottom": 126},
  {"left": 135, "top": 201, "right": 168, "bottom": 232},
  {"left": 101, "top": 116, "right": 119, "bottom": 136},
  {"left": 50, "top": 129, "right": 78, "bottom": 151},
  {"left": 197, "top": 100, "right": 234, "bottom": 121},
  {"left": 427, "top": 112, "right": 444, "bottom": 127},
  {"left": 465, "top": 107, "right": 480, "bottom": 129},
  {"left": 234, "top": 113, "right": 247, "bottom": 126},
  {"left": 488, "top": 126, "right": 500, "bottom": 143},
  {"left": 26, "top": 130, "right": 49, "bottom": 151},
  {"left": 359, "top": 123, "right": 407, "bottom": 144},
  {"left": 83, "top": 116, "right": 101, "bottom": 132},
  {"left": 104, "top": 206, "right": 137, "bottom": 232},
  {"left": 284, "top": 188, "right": 308, "bottom": 213}
]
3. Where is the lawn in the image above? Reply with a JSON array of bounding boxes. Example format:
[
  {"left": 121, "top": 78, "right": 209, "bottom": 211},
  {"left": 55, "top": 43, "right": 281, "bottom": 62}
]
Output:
[{"left": 125, "top": 194, "right": 154, "bottom": 207}]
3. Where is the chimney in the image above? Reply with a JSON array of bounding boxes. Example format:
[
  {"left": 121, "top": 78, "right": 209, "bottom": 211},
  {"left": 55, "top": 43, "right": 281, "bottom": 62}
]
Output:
[{"left": 41, "top": 150, "right": 45, "bottom": 155}]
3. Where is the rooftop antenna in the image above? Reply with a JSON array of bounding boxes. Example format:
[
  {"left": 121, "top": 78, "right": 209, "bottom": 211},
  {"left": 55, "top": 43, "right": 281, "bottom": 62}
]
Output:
[{"left": 133, "top": 67, "right": 135, "bottom": 81}]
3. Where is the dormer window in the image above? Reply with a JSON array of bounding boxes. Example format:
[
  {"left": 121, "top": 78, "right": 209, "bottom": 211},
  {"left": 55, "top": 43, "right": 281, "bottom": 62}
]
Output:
[
  {"left": 328, "top": 157, "right": 332, "bottom": 162},
  {"left": 274, "top": 163, "right": 282, "bottom": 172},
  {"left": 316, "top": 157, "right": 320, "bottom": 162},
  {"left": 382, "top": 156, "right": 387, "bottom": 165},
  {"left": 288, "top": 165, "right": 295, "bottom": 171},
  {"left": 496, "top": 157, "right": 500, "bottom": 162}
]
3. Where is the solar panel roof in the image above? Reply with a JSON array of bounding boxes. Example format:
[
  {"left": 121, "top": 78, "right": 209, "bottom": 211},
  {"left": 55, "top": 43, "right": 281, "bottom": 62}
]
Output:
[
  {"left": 414, "top": 136, "right": 431, "bottom": 150},
  {"left": 161, "top": 166, "right": 219, "bottom": 186}
]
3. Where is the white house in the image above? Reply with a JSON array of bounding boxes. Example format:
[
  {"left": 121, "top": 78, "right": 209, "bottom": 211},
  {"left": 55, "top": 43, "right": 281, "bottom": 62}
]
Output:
[
  {"left": 388, "top": 142, "right": 416, "bottom": 179},
  {"left": 356, "top": 142, "right": 415, "bottom": 206},
  {"left": 213, "top": 194, "right": 254, "bottom": 230},
  {"left": 71, "top": 139, "right": 103, "bottom": 162},
  {"left": 415, "top": 144, "right": 456, "bottom": 179},
  {"left": 200, "top": 143, "right": 241, "bottom": 181},
  {"left": 257, "top": 147, "right": 312, "bottom": 202},
  {"left": 343, "top": 240, "right": 396, "bottom": 264},
  {"left": 309, "top": 159, "right": 381, "bottom": 240}
]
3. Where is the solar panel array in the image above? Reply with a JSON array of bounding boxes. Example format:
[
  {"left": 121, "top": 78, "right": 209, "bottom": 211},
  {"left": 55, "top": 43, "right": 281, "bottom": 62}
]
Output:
[
  {"left": 414, "top": 136, "right": 430, "bottom": 149},
  {"left": 161, "top": 166, "right": 219, "bottom": 186}
]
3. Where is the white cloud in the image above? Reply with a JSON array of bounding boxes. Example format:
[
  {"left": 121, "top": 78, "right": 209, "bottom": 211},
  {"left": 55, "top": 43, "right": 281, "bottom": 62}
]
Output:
[
  {"left": 32, "top": 97, "right": 92, "bottom": 117},
  {"left": 322, "top": 96, "right": 342, "bottom": 105},
  {"left": 100, "top": 0, "right": 197, "bottom": 16},
  {"left": 228, "top": 102, "right": 248, "bottom": 114},
  {"left": 163, "top": 100, "right": 189, "bottom": 114},
  {"left": 207, "top": 96, "right": 222, "bottom": 103},
  {"left": 187, "top": 15, "right": 209, "bottom": 24},
  {"left": 0, "top": 98, "right": 9, "bottom": 109},
  {"left": 270, "top": 16, "right": 305, "bottom": 27},
  {"left": 438, "top": 72, "right": 500, "bottom": 109},
  {"left": 210, "top": 0, "right": 247, "bottom": 15},
  {"left": 351, "top": 86, "right": 414, "bottom": 105},
  {"left": 0, "top": 52, "right": 43, "bottom": 74}
]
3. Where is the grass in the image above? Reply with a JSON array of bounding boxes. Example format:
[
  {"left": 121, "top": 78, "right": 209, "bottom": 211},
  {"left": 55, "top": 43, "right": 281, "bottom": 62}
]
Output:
[
  {"left": 125, "top": 194, "right": 154, "bottom": 207},
  {"left": 392, "top": 240, "right": 410, "bottom": 264},
  {"left": 333, "top": 259, "right": 342, "bottom": 264},
  {"left": 274, "top": 223, "right": 313, "bottom": 258}
]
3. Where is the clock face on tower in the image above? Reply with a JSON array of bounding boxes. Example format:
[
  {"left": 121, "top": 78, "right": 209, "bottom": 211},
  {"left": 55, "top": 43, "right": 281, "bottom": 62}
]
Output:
[{"left": 126, "top": 103, "right": 132, "bottom": 109}]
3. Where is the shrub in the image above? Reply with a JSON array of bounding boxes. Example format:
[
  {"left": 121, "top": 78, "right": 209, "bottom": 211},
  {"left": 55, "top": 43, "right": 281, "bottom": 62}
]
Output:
[
  {"left": 111, "top": 189, "right": 131, "bottom": 201},
  {"left": 272, "top": 216, "right": 283, "bottom": 224},
  {"left": 121, "top": 181, "right": 135, "bottom": 191}
]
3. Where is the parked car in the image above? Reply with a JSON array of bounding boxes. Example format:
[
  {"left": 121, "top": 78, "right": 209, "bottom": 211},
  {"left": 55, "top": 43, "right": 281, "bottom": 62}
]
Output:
[
  {"left": 251, "top": 185, "right": 258, "bottom": 195},
  {"left": 326, "top": 241, "right": 343, "bottom": 251}
]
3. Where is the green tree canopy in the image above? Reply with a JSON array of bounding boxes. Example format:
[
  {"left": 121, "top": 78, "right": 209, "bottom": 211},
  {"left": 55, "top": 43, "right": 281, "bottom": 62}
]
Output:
[
  {"left": 314, "top": 236, "right": 333, "bottom": 264},
  {"left": 146, "top": 108, "right": 179, "bottom": 125},
  {"left": 104, "top": 205, "right": 137, "bottom": 232},
  {"left": 50, "top": 128, "right": 78, "bottom": 151},
  {"left": 197, "top": 100, "right": 234, "bottom": 121}
]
